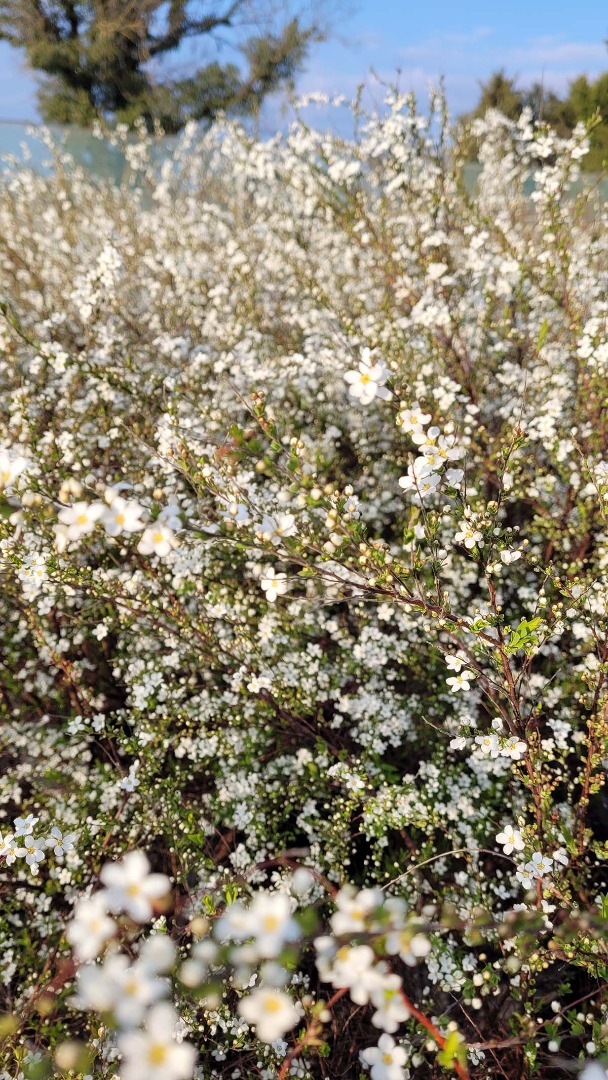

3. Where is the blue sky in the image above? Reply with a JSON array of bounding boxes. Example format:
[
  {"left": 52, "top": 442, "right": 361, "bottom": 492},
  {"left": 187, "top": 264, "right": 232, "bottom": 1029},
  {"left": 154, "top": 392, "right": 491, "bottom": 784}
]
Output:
[{"left": 1, "top": 0, "right": 607, "bottom": 122}]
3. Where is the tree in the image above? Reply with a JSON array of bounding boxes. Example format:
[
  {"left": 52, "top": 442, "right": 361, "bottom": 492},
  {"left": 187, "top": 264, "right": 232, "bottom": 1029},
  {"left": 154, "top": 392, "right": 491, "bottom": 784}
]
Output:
[
  {"left": 470, "top": 70, "right": 523, "bottom": 122},
  {"left": 460, "top": 67, "right": 608, "bottom": 172},
  {"left": 522, "top": 83, "right": 574, "bottom": 135},
  {"left": 0, "top": 0, "right": 325, "bottom": 131}
]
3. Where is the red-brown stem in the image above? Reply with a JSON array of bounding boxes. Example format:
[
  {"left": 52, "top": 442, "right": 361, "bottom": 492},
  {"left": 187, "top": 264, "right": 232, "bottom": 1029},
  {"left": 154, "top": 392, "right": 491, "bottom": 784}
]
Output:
[
  {"left": 278, "top": 987, "right": 348, "bottom": 1080},
  {"left": 399, "top": 988, "right": 471, "bottom": 1080}
]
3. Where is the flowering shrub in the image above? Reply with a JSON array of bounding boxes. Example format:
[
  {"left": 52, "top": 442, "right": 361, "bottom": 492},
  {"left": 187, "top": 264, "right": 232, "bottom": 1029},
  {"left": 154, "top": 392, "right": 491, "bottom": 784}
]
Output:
[{"left": 0, "top": 94, "right": 607, "bottom": 1078}]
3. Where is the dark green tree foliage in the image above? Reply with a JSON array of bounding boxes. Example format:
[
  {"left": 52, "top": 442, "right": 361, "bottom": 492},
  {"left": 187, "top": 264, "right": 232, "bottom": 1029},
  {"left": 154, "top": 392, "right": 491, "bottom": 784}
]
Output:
[
  {"left": 0, "top": 0, "right": 322, "bottom": 130},
  {"left": 463, "top": 67, "right": 608, "bottom": 171},
  {"left": 470, "top": 70, "right": 523, "bottom": 121}
]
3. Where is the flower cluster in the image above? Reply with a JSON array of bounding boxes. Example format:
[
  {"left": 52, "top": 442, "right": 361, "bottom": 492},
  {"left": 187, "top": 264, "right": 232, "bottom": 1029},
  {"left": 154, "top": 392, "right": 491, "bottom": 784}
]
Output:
[
  {"left": 0, "top": 90, "right": 606, "bottom": 1079},
  {"left": 0, "top": 815, "right": 75, "bottom": 874}
]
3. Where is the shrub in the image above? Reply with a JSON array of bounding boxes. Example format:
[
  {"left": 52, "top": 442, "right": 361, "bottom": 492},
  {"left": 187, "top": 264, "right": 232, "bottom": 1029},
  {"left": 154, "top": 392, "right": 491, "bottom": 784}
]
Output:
[{"left": 0, "top": 96, "right": 607, "bottom": 1079}]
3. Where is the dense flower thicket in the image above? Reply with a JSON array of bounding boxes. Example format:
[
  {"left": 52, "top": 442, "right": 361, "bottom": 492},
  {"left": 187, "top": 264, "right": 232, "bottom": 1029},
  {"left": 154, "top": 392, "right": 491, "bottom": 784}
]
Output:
[{"left": 0, "top": 95, "right": 608, "bottom": 1079}]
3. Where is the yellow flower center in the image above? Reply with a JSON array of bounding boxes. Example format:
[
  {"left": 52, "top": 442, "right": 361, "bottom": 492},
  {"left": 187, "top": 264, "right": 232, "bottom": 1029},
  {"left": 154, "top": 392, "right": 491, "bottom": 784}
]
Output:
[
  {"left": 360, "top": 373, "right": 371, "bottom": 384},
  {"left": 262, "top": 915, "right": 280, "bottom": 931},
  {"left": 77, "top": 513, "right": 89, "bottom": 525},
  {"left": 264, "top": 996, "right": 281, "bottom": 1013},
  {"left": 147, "top": 1044, "right": 168, "bottom": 1065}
]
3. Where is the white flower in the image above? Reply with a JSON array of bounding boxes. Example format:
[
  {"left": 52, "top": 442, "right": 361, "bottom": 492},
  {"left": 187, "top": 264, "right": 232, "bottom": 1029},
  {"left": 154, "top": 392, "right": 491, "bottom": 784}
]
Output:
[
  {"left": 247, "top": 674, "right": 273, "bottom": 693},
  {"left": 501, "top": 549, "right": 521, "bottom": 565},
  {"left": 411, "top": 424, "right": 440, "bottom": 447},
  {"left": 495, "top": 825, "right": 525, "bottom": 855},
  {"left": 384, "top": 927, "right": 430, "bottom": 966},
  {"left": 369, "top": 974, "right": 410, "bottom": 1033},
  {"left": 114, "top": 957, "right": 168, "bottom": 1028},
  {"left": 101, "top": 495, "right": 145, "bottom": 536},
  {"left": 66, "top": 893, "right": 116, "bottom": 960},
  {"left": 118, "top": 1003, "right": 196, "bottom": 1080},
  {"left": 138, "top": 524, "right": 177, "bottom": 558},
  {"left": 138, "top": 934, "right": 177, "bottom": 973},
  {"left": 344, "top": 355, "right": 392, "bottom": 405},
  {"left": 454, "top": 524, "right": 483, "bottom": 549},
  {"left": 73, "top": 953, "right": 125, "bottom": 1012},
  {"left": 501, "top": 736, "right": 527, "bottom": 760},
  {"left": 0, "top": 448, "right": 28, "bottom": 489},
  {"left": 222, "top": 500, "right": 250, "bottom": 526},
  {"left": 157, "top": 504, "right": 182, "bottom": 530},
  {"left": 99, "top": 851, "right": 170, "bottom": 921},
  {"left": 74, "top": 950, "right": 166, "bottom": 1027},
  {"left": 0, "top": 831, "right": 24, "bottom": 865},
  {"left": 411, "top": 455, "right": 438, "bottom": 479},
  {"left": 449, "top": 736, "right": 467, "bottom": 750},
  {"left": 475, "top": 733, "right": 501, "bottom": 758},
  {"left": 237, "top": 987, "right": 300, "bottom": 1043},
  {"left": 526, "top": 852, "right": 554, "bottom": 879},
  {"left": 515, "top": 867, "right": 535, "bottom": 890},
  {"left": 260, "top": 569, "right": 289, "bottom": 603},
  {"left": 445, "top": 654, "right": 465, "bottom": 672},
  {"left": 22, "top": 834, "right": 46, "bottom": 868},
  {"left": 214, "top": 900, "right": 255, "bottom": 943},
  {"left": 215, "top": 893, "right": 299, "bottom": 957},
  {"left": 428, "top": 261, "right": 448, "bottom": 281},
  {"left": 46, "top": 826, "right": 77, "bottom": 856},
  {"left": 247, "top": 892, "right": 301, "bottom": 957},
  {"left": 329, "top": 945, "right": 384, "bottom": 1005},
  {"left": 361, "top": 1033, "right": 409, "bottom": 1080},
  {"left": 397, "top": 404, "right": 431, "bottom": 433},
  {"left": 445, "top": 468, "right": 464, "bottom": 486},
  {"left": 57, "top": 501, "right": 104, "bottom": 541},
  {"left": 13, "top": 815, "right": 39, "bottom": 837},
  {"left": 257, "top": 513, "right": 297, "bottom": 545},
  {"left": 580, "top": 1064, "right": 608, "bottom": 1080},
  {"left": 446, "top": 671, "right": 474, "bottom": 692},
  {"left": 330, "top": 886, "right": 383, "bottom": 936}
]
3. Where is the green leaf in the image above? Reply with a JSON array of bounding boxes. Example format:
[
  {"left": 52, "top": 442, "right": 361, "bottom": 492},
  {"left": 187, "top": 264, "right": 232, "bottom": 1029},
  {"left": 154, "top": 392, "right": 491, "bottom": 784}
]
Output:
[
  {"left": 536, "top": 319, "right": 549, "bottom": 352},
  {"left": 437, "top": 1030, "right": 468, "bottom": 1070}
]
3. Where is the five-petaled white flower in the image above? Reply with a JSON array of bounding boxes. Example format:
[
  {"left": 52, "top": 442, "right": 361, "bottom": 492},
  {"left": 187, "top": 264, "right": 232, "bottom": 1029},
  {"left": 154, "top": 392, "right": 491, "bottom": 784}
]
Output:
[
  {"left": 257, "top": 513, "right": 297, "bottom": 545},
  {"left": 66, "top": 893, "right": 116, "bottom": 960},
  {"left": 22, "top": 834, "right": 46, "bottom": 869},
  {"left": 0, "top": 449, "right": 28, "bottom": 489},
  {"left": 260, "top": 569, "right": 289, "bottom": 603},
  {"left": 102, "top": 495, "right": 146, "bottom": 536},
  {"left": 344, "top": 353, "right": 392, "bottom": 405},
  {"left": 446, "top": 671, "right": 474, "bottom": 692},
  {"left": 454, "top": 524, "right": 483, "bottom": 549},
  {"left": 118, "top": 1003, "right": 196, "bottom": 1080},
  {"left": 238, "top": 987, "right": 300, "bottom": 1043},
  {"left": 361, "top": 1032, "right": 409, "bottom": 1080},
  {"left": 0, "top": 832, "right": 24, "bottom": 865},
  {"left": 57, "top": 501, "right": 104, "bottom": 541},
  {"left": 99, "top": 851, "right": 170, "bottom": 922},
  {"left": 13, "top": 815, "right": 39, "bottom": 837},
  {"left": 46, "top": 826, "right": 77, "bottom": 857},
  {"left": 475, "top": 733, "right": 501, "bottom": 757},
  {"left": 502, "top": 736, "right": 527, "bottom": 760},
  {"left": 495, "top": 825, "right": 525, "bottom": 855},
  {"left": 525, "top": 852, "right": 554, "bottom": 879},
  {"left": 138, "top": 524, "right": 177, "bottom": 558}
]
